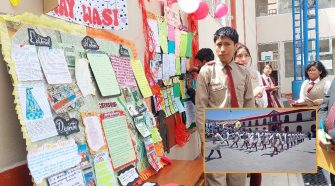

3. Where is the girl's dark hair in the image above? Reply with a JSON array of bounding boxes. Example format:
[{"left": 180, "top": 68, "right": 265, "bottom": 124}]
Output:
[
  {"left": 234, "top": 44, "right": 252, "bottom": 66},
  {"left": 263, "top": 62, "right": 273, "bottom": 69},
  {"left": 304, "top": 61, "right": 328, "bottom": 80}
]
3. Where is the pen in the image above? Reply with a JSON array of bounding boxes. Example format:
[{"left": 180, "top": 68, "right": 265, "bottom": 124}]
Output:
[{"left": 320, "top": 120, "right": 329, "bottom": 151}]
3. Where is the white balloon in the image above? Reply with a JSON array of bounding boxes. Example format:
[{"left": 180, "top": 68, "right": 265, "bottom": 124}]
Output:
[{"left": 178, "top": 0, "right": 201, "bottom": 13}]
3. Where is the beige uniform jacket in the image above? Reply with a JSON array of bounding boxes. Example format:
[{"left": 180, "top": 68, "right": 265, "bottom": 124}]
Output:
[{"left": 195, "top": 59, "right": 255, "bottom": 137}]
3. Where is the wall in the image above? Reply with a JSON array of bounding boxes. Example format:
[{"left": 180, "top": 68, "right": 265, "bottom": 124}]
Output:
[
  {"left": 256, "top": 8, "right": 335, "bottom": 94},
  {"left": 198, "top": 15, "right": 222, "bottom": 53}
]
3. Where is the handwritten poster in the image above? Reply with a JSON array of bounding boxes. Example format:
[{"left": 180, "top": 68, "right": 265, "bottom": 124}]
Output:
[
  {"left": 186, "top": 32, "right": 193, "bottom": 57},
  {"left": 47, "top": 0, "right": 128, "bottom": 30},
  {"left": 27, "top": 138, "right": 81, "bottom": 184},
  {"left": 110, "top": 55, "right": 137, "bottom": 87},
  {"left": 162, "top": 54, "right": 170, "bottom": 80},
  {"left": 168, "top": 54, "right": 176, "bottom": 77},
  {"left": 150, "top": 53, "right": 163, "bottom": 81},
  {"left": 18, "top": 82, "right": 58, "bottom": 142},
  {"left": 148, "top": 19, "right": 160, "bottom": 53},
  {"left": 87, "top": 53, "right": 121, "bottom": 97},
  {"left": 75, "top": 58, "right": 96, "bottom": 97},
  {"left": 168, "top": 25, "right": 175, "bottom": 41},
  {"left": 11, "top": 45, "right": 43, "bottom": 81},
  {"left": 181, "top": 57, "right": 187, "bottom": 74},
  {"left": 179, "top": 31, "right": 188, "bottom": 57},
  {"left": 38, "top": 47, "right": 72, "bottom": 84},
  {"left": 134, "top": 115, "right": 151, "bottom": 138},
  {"left": 47, "top": 166, "right": 85, "bottom": 186},
  {"left": 101, "top": 112, "right": 137, "bottom": 170},
  {"left": 82, "top": 113, "right": 107, "bottom": 153},
  {"left": 164, "top": 6, "right": 181, "bottom": 28},
  {"left": 144, "top": 138, "right": 161, "bottom": 172},
  {"left": 183, "top": 101, "right": 196, "bottom": 127},
  {"left": 158, "top": 17, "right": 168, "bottom": 53},
  {"left": 93, "top": 151, "right": 118, "bottom": 186},
  {"left": 130, "top": 60, "right": 153, "bottom": 98},
  {"left": 175, "top": 29, "right": 181, "bottom": 55}
]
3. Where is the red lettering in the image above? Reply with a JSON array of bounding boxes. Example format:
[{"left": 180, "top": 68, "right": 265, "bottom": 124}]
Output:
[
  {"left": 66, "top": 0, "right": 75, "bottom": 18},
  {"left": 102, "top": 9, "right": 112, "bottom": 26},
  {"left": 59, "top": 0, "right": 69, "bottom": 17},
  {"left": 112, "top": 9, "right": 119, "bottom": 26},
  {"left": 92, "top": 8, "right": 102, "bottom": 25},
  {"left": 82, "top": 5, "right": 92, "bottom": 24}
]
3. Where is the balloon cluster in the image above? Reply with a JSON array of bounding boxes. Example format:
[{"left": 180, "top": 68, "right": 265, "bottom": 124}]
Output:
[{"left": 170, "top": 0, "right": 228, "bottom": 20}]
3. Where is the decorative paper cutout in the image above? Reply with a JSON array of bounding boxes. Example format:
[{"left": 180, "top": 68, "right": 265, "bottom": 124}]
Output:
[
  {"left": 28, "top": 28, "right": 52, "bottom": 47},
  {"left": 93, "top": 151, "right": 118, "bottom": 186},
  {"left": 38, "top": 47, "right": 72, "bottom": 84},
  {"left": 101, "top": 111, "right": 137, "bottom": 170},
  {"left": 27, "top": 138, "right": 81, "bottom": 184},
  {"left": 82, "top": 113, "right": 107, "bottom": 153},
  {"left": 54, "top": 116, "right": 80, "bottom": 136},
  {"left": 47, "top": 0, "right": 128, "bottom": 30},
  {"left": 81, "top": 36, "right": 99, "bottom": 50},
  {"left": 87, "top": 53, "right": 121, "bottom": 97},
  {"left": 130, "top": 60, "right": 153, "bottom": 98},
  {"left": 47, "top": 166, "right": 85, "bottom": 186},
  {"left": 110, "top": 55, "right": 137, "bottom": 87},
  {"left": 119, "top": 45, "right": 131, "bottom": 57},
  {"left": 75, "top": 58, "right": 96, "bottom": 97},
  {"left": 117, "top": 165, "right": 140, "bottom": 186},
  {"left": 11, "top": 45, "right": 43, "bottom": 81},
  {"left": 47, "top": 83, "right": 84, "bottom": 114},
  {"left": 18, "top": 83, "right": 58, "bottom": 142}
]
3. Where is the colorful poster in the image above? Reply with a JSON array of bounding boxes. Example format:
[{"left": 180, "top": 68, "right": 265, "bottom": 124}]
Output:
[
  {"left": 38, "top": 47, "right": 72, "bottom": 84},
  {"left": 83, "top": 168, "right": 96, "bottom": 186},
  {"left": 47, "top": 0, "right": 128, "bottom": 30},
  {"left": 117, "top": 165, "right": 139, "bottom": 186},
  {"left": 47, "top": 83, "right": 84, "bottom": 114},
  {"left": 164, "top": 6, "right": 181, "bottom": 28},
  {"left": 110, "top": 55, "right": 137, "bottom": 87},
  {"left": 47, "top": 166, "right": 85, "bottom": 186},
  {"left": 27, "top": 138, "right": 81, "bottom": 184},
  {"left": 158, "top": 16, "right": 168, "bottom": 53},
  {"left": 175, "top": 57, "right": 181, "bottom": 75},
  {"left": 78, "top": 144, "right": 91, "bottom": 169},
  {"left": 75, "top": 58, "right": 96, "bottom": 97},
  {"left": 130, "top": 60, "right": 153, "bottom": 98},
  {"left": 11, "top": 45, "right": 43, "bottom": 81},
  {"left": 144, "top": 138, "right": 161, "bottom": 172},
  {"left": 101, "top": 111, "right": 137, "bottom": 170},
  {"left": 93, "top": 151, "right": 118, "bottom": 186},
  {"left": 186, "top": 32, "right": 193, "bottom": 57},
  {"left": 183, "top": 101, "right": 196, "bottom": 127},
  {"left": 134, "top": 115, "right": 151, "bottom": 138},
  {"left": 162, "top": 54, "right": 170, "bottom": 80},
  {"left": 179, "top": 31, "right": 188, "bottom": 57},
  {"left": 150, "top": 53, "right": 163, "bottom": 81},
  {"left": 168, "top": 41, "right": 175, "bottom": 54},
  {"left": 167, "top": 25, "right": 175, "bottom": 41},
  {"left": 148, "top": 19, "right": 160, "bottom": 53},
  {"left": 168, "top": 54, "right": 176, "bottom": 77},
  {"left": 181, "top": 57, "right": 187, "bottom": 74},
  {"left": 18, "top": 82, "right": 58, "bottom": 142},
  {"left": 82, "top": 113, "right": 107, "bottom": 153},
  {"left": 87, "top": 53, "right": 121, "bottom": 97}
]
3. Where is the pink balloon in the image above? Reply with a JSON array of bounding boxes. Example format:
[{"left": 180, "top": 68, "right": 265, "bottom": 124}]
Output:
[
  {"left": 214, "top": 3, "right": 228, "bottom": 18},
  {"left": 193, "top": 1, "right": 209, "bottom": 20}
]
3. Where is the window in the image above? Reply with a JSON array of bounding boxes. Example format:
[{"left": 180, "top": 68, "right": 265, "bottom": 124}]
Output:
[
  {"left": 284, "top": 115, "right": 289, "bottom": 122},
  {"left": 296, "top": 125, "right": 302, "bottom": 132},
  {"left": 249, "top": 121, "right": 252, "bottom": 127},
  {"left": 297, "top": 113, "right": 302, "bottom": 122},
  {"left": 243, "top": 122, "right": 245, "bottom": 127},
  {"left": 284, "top": 126, "right": 290, "bottom": 132},
  {"left": 272, "top": 116, "right": 278, "bottom": 122},
  {"left": 255, "top": 120, "right": 259, "bottom": 126},
  {"left": 263, "top": 118, "right": 267, "bottom": 125}
]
